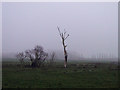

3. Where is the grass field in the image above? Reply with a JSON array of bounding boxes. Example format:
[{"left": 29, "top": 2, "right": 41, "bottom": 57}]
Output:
[{"left": 2, "top": 60, "right": 119, "bottom": 88}]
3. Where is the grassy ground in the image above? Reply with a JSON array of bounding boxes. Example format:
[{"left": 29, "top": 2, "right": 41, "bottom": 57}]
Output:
[{"left": 2, "top": 61, "right": 119, "bottom": 88}]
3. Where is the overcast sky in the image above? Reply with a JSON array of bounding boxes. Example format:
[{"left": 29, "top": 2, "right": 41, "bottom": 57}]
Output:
[{"left": 2, "top": 2, "right": 118, "bottom": 58}]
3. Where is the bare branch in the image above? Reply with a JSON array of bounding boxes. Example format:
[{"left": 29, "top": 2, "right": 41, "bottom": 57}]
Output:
[
  {"left": 61, "top": 33, "right": 64, "bottom": 38},
  {"left": 57, "top": 26, "right": 62, "bottom": 37},
  {"left": 64, "top": 29, "right": 67, "bottom": 38},
  {"left": 65, "top": 34, "right": 69, "bottom": 40}
]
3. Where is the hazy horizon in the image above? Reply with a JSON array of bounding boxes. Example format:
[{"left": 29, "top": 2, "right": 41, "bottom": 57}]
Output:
[{"left": 2, "top": 2, "right": 118, "bottom": 59}]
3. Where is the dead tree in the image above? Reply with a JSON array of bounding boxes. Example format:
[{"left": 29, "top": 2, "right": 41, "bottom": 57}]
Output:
[
  {"left": 25, "top": 45, "right": 48, "bottom": 68},
  {"left": 49, "top": 52, "right": 55, "bottom": 66},
  {"left": 16, "top": 52, "right": 25, "bottom": 67},
  {"left": 57, "top": 26, "right": 69, "bottom": 68}
]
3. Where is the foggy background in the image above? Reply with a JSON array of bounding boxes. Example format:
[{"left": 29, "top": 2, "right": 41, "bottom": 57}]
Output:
[{"left": 2, "top": 2, "right": 118, "bottom": 60}]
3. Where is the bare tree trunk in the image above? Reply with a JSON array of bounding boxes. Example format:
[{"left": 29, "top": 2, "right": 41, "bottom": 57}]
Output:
[
  {"left": 64, "top": 55, "right": 67, "bottom": 68},
  {"left": 63, "top": 41, "right": 67, "bottom": 68},
  {"left": 57, "top": 27, "right": 69, "bottom": 68}
]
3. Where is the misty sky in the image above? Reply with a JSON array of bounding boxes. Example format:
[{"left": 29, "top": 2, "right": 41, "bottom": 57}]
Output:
[{"left": 2, "top": 2, "right": 118, "bottom": 58}]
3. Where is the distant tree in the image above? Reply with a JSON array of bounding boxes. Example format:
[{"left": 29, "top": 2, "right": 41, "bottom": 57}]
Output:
[
  {"left": 16, "top": 45, "right": 48, "bottom": 68},
  {"left": 57, "top": 26, "right": 69, "bottom": 68},
  {"left": 16, "top": 52, "right": 25, "bottom": 67},
  {"left": 25, "top": 45, "right": 48, "bottom": 68},
  {"left": 49, "top": 52, "right": 56, "bottom": 66}
]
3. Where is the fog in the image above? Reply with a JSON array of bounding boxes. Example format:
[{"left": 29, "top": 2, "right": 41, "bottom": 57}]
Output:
[{"left": 2, "top": 2, "right": 118, "bottom": 59}]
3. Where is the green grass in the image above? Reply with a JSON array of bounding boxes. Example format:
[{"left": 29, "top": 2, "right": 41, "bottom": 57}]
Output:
[{"left": 2, "top": 61, "right": 119, "bottom": 88}]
